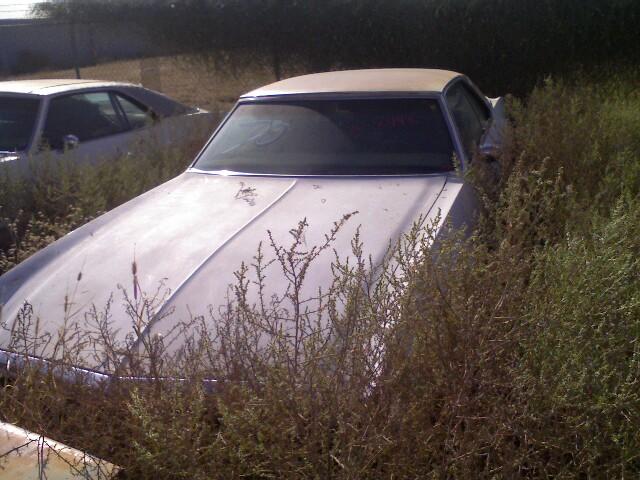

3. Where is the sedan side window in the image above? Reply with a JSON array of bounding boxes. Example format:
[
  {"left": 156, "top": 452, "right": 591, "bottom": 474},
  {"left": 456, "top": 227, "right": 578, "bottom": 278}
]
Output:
[
  {"left": 115, "top": 94, "right": 156, "bottom": 130},
  {"left": 445, "top": 81, "right": 491, "bottom": 158},
  {"left": 42, "top": 92, "right": 126, "bottom": 150}
]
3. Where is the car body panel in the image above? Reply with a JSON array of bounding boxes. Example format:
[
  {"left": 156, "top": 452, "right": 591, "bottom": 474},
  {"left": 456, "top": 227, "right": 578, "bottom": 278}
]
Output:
[
  {"left": 0, "top": 421, "right": 119, "bottom": 479},
  {"left": 0, "top": 78, "right": 144, "bottom": 96}
]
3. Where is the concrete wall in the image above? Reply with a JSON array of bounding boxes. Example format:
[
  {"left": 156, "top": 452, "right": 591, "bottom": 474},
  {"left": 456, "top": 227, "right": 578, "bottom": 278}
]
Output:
[{"left": 0, "top": 19, "right": 159, "bottom": 75}]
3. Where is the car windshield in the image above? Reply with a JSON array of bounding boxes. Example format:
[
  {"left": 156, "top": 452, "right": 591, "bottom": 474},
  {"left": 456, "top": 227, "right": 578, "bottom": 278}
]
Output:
[
  {"left": 193, "top": 98, "right": 455, "bottom": 175},
  {"left": 0, "top": 96, "right": 40, "bottom": 152}
]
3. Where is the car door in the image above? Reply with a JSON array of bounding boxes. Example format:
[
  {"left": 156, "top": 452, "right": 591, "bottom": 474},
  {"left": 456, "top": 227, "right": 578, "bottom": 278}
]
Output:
[
  {"left": 444, "top": 80, "right": 492, "bottom": 164},
  {"left": 38, "top": 90, "right": 153, "bottom": 166}
]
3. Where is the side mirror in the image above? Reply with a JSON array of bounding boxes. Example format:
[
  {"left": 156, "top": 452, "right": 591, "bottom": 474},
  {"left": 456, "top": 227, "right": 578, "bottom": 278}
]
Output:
[{"left": 62, "top": 134, "right": 79, "bottom": 151}]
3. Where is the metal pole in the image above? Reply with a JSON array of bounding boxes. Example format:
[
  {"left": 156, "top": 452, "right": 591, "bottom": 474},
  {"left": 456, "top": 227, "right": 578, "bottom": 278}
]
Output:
[{"left": 69, "top": 3, "right": 81, "bottom": 78}]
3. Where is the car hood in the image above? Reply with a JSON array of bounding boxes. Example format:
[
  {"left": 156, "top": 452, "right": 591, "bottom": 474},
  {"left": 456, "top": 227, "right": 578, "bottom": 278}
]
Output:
[{"left": 0, "top": 171, "right": 454, "bottom": 369}]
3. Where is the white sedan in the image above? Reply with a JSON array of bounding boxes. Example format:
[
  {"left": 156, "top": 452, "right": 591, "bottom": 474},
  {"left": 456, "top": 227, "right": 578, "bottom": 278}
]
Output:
[
  {"left": 0, "top": 69, "right": 504, "bottom": 375},
  {"left": 0, "top": 79, "right": 215, "bottom": 173}
]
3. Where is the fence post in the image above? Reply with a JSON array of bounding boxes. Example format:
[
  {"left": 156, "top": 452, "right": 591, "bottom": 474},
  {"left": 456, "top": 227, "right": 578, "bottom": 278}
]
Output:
[{"left": 69, "top": 12, "right": 81, "bottom": 78}]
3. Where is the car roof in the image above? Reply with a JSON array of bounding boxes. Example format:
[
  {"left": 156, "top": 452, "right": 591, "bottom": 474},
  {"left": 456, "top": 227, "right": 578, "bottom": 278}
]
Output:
[
  {"left": 0, "top": 79, "right": 137, "bottom": 96},
  {"left": 242, "top": 68, "right": 462, "bottom": 98}
]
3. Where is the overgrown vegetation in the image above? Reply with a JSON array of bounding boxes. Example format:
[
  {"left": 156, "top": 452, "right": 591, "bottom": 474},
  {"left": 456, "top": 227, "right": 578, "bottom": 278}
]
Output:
[{"left": 0, "top": 68, "right": 638, "bottom": 478}]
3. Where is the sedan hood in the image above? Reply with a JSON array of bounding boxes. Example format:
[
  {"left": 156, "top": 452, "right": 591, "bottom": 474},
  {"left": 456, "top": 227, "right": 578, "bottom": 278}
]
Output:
[{"left": 0, "top": 171, "right": 459, "bottom": 369}]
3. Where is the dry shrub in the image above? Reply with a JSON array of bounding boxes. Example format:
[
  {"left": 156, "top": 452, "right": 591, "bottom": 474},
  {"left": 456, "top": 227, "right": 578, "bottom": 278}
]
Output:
[
  {"left": 1, "top": 71, "right": 640, "bottom": 478},
  {"left": 2, "top": 213, "right": 530, "bottom": 478},
  {"left": 519, "top": 200, "right": 640, "bottom": 476}
]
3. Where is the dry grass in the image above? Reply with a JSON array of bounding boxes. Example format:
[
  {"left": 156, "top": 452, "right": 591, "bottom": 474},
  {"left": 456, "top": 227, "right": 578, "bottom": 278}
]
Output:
[{"left": 4, "top": 55, "right": 278, "bottom": 113}]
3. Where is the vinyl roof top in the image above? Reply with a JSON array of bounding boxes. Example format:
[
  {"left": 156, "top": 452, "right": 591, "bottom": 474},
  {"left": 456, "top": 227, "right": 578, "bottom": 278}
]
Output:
[
  {"left": 243, "top": 69, "right": 462, "bottom": 98},
  {"left": 0, "top": 79, "right": 135, "bottom": 95}
]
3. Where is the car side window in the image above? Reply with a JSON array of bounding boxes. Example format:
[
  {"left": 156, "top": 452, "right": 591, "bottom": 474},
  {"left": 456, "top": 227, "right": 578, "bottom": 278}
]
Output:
[
  {"left": 41, "top": 92, "right": 126, "bottom": 150},
  {"left": 125, "top": 87, "right": 192, "bottom": 117},
  {"left": 445, "top": 81, "right": 491, "bottom": 158},
  {"left": 115, "top": 93, "right": 156, "bottom": 130}
]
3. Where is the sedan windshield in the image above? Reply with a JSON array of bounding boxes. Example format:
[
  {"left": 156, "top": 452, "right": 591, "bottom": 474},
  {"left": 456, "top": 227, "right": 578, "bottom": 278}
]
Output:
[
  {"left": 194, "top": 98, "right": 454, "bottom": 175},
  {"left": 0, "top": 96, "right": 40, "bottom": 152}
]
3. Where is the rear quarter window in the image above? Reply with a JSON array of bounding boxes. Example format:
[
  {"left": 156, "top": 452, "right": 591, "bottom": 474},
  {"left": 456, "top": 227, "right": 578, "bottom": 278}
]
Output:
[{"left": 121, "top": 87, "right": 193, "bottom": 118}]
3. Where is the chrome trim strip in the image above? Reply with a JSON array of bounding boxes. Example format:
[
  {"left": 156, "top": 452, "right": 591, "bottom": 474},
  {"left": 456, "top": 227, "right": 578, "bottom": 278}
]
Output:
[
  {"left": 187, "top": 169, "right": 454, "bottom": 179},
  {"left": 0, "top": 347, "right": 218, "bottom": 392}
]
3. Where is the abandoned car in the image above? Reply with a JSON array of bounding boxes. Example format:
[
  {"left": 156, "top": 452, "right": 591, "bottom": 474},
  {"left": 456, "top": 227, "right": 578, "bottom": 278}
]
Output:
[
  {"left": 0, "top": 69, "right": 504, "bottom": 377},
  {"left": 0, "top": 78, "right": 215, "bottom": 174}
]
